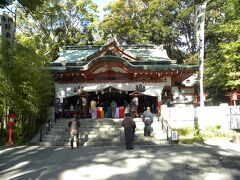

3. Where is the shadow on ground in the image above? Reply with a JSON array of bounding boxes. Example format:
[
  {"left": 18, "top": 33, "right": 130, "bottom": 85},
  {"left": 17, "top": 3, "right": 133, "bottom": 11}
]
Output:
[{"left": 0, "top": 141, "right": 240, "bottom": 180}]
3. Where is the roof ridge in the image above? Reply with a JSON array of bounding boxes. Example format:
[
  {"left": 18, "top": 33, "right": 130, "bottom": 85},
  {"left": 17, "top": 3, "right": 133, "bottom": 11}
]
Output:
[
  {"left": 64, "top": 46, "right": 102, "bottom": 50},
  {"left": 63, "top": 44, "right": 166, "bottom": 51}
]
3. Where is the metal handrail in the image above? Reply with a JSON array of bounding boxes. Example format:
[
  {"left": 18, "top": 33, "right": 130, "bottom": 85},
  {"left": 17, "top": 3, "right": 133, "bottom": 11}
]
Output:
[
  {"left": 38, "top": 118, "right": 55, "bottom": 143},
  {"left": 161, "top": 117, "right": 172, "bottom": 141}
]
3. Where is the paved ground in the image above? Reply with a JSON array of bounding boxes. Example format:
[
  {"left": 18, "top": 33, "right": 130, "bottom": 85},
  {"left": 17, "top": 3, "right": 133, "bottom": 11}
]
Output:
[{"left": 0, "top": 139, "right": 240, "bottom": 180}]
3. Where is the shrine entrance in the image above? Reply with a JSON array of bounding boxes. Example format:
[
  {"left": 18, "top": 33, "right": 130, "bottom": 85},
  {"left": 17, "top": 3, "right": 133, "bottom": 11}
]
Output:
[{"left": 62, "top": 86, "right": 158, "bottom": 119}]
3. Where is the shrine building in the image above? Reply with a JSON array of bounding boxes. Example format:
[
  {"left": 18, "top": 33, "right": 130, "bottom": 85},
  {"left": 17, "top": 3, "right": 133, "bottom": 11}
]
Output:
[{"left": 49, "top": 39, "right": 198, "bottom": 117}]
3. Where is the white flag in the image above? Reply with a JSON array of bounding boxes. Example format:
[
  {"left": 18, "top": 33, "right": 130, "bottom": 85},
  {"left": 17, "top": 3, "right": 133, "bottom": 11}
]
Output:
[{"left": 195, "top": 2, "right": 207, "bottom": 51}]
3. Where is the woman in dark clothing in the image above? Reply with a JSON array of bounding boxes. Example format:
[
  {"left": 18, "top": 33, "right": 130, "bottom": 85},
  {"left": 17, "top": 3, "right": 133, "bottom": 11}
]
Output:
[{"left": 121, "top": 113, "right": 136, "bottom": 150}]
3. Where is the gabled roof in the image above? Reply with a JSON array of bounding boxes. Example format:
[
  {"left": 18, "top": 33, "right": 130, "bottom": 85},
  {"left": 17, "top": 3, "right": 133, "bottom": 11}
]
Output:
[
  {"left": 49, "top": 38, "right": 198, "bottom": 72},
  {"left": 51, "top": 38, "right": 171, "bottom": 66}
]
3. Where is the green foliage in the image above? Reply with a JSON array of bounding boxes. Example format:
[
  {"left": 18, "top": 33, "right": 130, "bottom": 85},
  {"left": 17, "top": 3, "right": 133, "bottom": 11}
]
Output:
[
  {"left": 177, "top": 125, "right": 235, "bottom": 144},
  {"left": 0, "top": 0, "right": 43, "bottom": 12},
  {"left": 0, "top": 0, "right": 13, "bottom": 8},
  {"left": 178, "top": 127, "right": 194, "bottom": 136},
  {"left": 0, "top": 129, "right": 8, "bottom": 145},
  {"left": 0, "top": 34, "right": 53, "bottom": 145},
  {"left": 18, "top": 0, "right": 44, "bottom": 12},
  {"left": 16, "top": 0, "right": 98, "bottom": 61},
  {"left": 204, "top": 0, "right": 240, "bottom": 100},
  {"left": 9, "top": 35, "right": 53, "bottom": 116},
  {"left": 99, "top": 0, "right": 199, "bottom": 63},
  {"left": 99, "top": 0, "right": 239, "bottom": 95},
  {"left": 179, "top": 136, "right": 204, "bottom": 144}
]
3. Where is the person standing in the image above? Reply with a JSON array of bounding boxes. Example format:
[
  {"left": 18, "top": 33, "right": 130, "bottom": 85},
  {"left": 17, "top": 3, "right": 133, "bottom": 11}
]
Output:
[
  {"left": 55, "top": 98, "right": 62, "bottom": 119},
  {"left": 124, "top": 100, "right": 130, "bottom": 116},
  {"left": 121, "top": 113, "right": 136, "bottom": 150},
  {"left": 68, "top": 114, "right": 80, "bottom": 150},
  {"left": 130, "top": 96, "right": 138, "bottom": 117},
  {"left": 110, "top": 100, "right": 117, "bottom": 118},
  {"left": 90, "top": 98, "right": 97, "bottom": 119},
  {"left": 64, "top": 99, "right": 70, "bottom": 118},
  {"left": 103, "top": 100, "right": 109, "bottom": 118},
  {"left": 142, "top": 106, "right": 154, "bottom": 137},
  {"left": 76, "top": 95, "right": 83, "bottom": 118},
  {"left": 82, "top": 96, "right": 87, "bottom": 118}
]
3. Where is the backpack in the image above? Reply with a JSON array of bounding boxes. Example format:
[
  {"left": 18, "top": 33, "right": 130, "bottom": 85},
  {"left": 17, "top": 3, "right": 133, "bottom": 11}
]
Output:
[{"left": 144, "top": 117, "right": 151, "bottom": 125}]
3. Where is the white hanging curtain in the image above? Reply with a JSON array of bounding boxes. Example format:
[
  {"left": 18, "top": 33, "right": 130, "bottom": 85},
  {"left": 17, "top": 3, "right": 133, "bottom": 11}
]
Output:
[{"left": 55, "top": 82, "right": 165, "bottom": 98}]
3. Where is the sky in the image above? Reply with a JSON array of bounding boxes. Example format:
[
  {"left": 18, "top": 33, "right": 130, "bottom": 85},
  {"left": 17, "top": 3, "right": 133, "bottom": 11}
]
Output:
[
  {"left": 0, "top": 0, "right": 115, "bottom": 33},
  {"left": 0, "top": 0, "right": 114, "bottom": 15},
  {"left": 92, "top": 0, "right": 114, "bottom": 18}
]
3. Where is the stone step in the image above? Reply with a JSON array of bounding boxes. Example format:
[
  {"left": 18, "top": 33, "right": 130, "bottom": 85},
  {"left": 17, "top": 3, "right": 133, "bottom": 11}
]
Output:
[
  {"left": 79, "top": 128, "right": 122, "bottom": 132},
  {"left": 41, "top": 134, "right": 167, "bottom": 142},
  {"left": 81, "top": 130, "right": 123, "bottom": 136},
  {"left": 39, "top": 140, "right": 170, "bottom": 147},
  {"left": 39, "top": 141, "right": 84, "bottom": 147},
  {"left": 83, "top": 141, "right": 123, "bottom": 146},
  {"left": 79, "top": 133, "right": 122, "bottom": 139},
  {"left": 39, "top": 117, "right": 167, "bottom": 147},
  {"left": 42, "top": 137, "right": 68, "bottom": 142},
  {"left": 54, "top": 120, "right": 162, "bottom": 127},
  {"left": 47, "top": 129, "right": 165, "bottom": 136},
  {"left": 56, "top": 117, "right": 161, "bottom": 123},
  {"left": 54, "top": 122, "right": 122, "bottom": 128},
  {"left": 56, "top": 119, "right": 122, "bottom": 124},
  {"left": 45, "top": 131, "right": 166, "bottom": 138},
  {"left": 52, "top": 125, "right": 163, "bottom": 132},
  {"left": 47, "top": 128, "right": 165, "bottom": 136},
  {"left": 47, "top": 131, "right": 69, "bottom": 135},
  {"left": 39, "top": 138, "right": 169, "bottom": 147}
]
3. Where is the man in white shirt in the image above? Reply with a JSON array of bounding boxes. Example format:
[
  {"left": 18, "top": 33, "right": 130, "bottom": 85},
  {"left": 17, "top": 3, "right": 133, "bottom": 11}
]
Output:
[{"left": 90, "top": 99, "right": 97, "bottom": 119}]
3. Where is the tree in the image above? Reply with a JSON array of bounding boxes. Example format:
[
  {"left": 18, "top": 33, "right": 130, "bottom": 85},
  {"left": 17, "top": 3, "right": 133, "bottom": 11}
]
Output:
[
  {"left": 99, "top": 0, "right": 199, "bottom": 63},
  {"left": 204, "top": 0, "right": 240, "bottom": 102},
  {"left": 0, "top": 0, "right": 44, "bottom": 12},
  {"left": 1, "top": 0, "right": 98, "bottom": 144},
  {"left": 0, "top": 32, "right": 53, "bottom": 144},
  {"left": 16, "top": 0, "right": 98, "bottom": 61},
  {"left": 0, "top": 34, "right": 53, "bottom": 143}
]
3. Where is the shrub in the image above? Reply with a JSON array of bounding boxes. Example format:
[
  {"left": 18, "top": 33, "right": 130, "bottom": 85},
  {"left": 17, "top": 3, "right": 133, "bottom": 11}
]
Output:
[{"left": 176, "top": 125, "right": 235, "bottom": 144}]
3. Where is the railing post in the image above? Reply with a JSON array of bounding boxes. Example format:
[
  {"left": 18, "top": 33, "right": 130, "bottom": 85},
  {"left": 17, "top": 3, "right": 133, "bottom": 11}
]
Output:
[
  {"left": 48, "top": 120, "right": 50, "bottom": 131},
  {"left": 40, "top": 128, "right": 42, "bottom": 142},
  {"left": 161, "top": 118, "right": 164, "bottom": 130},
  {"left": 166, "top": 126, "right": 169, "bottom": 140}
]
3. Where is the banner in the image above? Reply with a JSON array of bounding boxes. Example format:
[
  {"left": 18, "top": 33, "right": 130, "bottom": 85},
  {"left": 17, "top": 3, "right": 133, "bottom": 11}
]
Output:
[
  {"left": 195, "top": 2, "right": 207, "bottom": 51},
  {"left": 1, "top": 13, "right": 14, "bottom": 53},
  {"left": 55, "top": 82, "right": 165, "bottom": 98},
  {"left": 195, "top": 1, "right": 207, "bottom": 107}
]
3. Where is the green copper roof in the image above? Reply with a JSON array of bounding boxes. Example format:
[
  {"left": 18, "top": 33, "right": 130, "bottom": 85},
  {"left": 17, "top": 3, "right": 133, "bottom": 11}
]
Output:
[
  {"left": 51, "top": 40, "right": 172, "bottom": 66},
  {"left": 50, "top": 39, "right": 198, "bottom": 72},
  {"left": 54, "top": 47, "right": 100, "bottom": 65},
  {"left": 125, "top": 46, "right": 170, "bottom": 61},
  {"left": 49, "top": 56, "right": 198, "bottom": 72}
]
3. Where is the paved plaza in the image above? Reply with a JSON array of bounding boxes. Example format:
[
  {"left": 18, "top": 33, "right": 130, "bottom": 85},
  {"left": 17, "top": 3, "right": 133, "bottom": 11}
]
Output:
[{"left": 0, "top": 139, "right": 240, "bottom": 180}]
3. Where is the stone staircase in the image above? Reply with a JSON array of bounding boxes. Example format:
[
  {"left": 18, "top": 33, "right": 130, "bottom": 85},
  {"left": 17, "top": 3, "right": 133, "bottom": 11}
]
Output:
[{"left": 38, "top": 117, "right": 169, "bottom": 147}]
